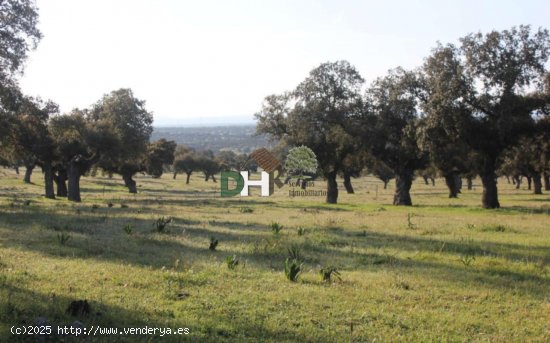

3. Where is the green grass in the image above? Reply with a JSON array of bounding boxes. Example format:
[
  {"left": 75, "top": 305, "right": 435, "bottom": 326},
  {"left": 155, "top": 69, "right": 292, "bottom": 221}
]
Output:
[{"left": 0, "top": 168, "right": 549, "bottom": 342}]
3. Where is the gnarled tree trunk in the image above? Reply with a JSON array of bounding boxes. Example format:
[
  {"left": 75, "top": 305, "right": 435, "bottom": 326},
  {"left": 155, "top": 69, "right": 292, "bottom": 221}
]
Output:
[
  {"left": 444, "top": 173, "right": 459, "bottom": 198},
  {"left": 67, "top": 160, "right": 82, "bottom": 202},
  {"left": 24, "top": 164, "right": 34, "bottom": 183},
  {"left": 422, "top": 175, "right": 429, "bottom": 185},
  {"left": 480, "top": 160, "right": 499, "bottom": 209},
  {"left": 383, "top": 180, "right": 389, "bottom": 189},
  {"left": 123, "top": 173, "right": 137, "bottom": 193},
  {"left": 466, "top": 176, "right": 473, "bottom": 190},
  {"left": 53, "top": 170, "right": 68, "bottom": 197},
  {"left": 326, "top": 171, "right": 338, "bottom": 204},
  {"left": 185, "top": 172, "right": 192, "bottom": 185},
  {"left": 513, "top": 175, "right": 521, "bottom": 189},
  {"left": 526, "top": 176, "right": 532, "bottom": 190},
  {"left": 343, "top": 172, "right": 354, "bottom": 194},
  {"left": 393, "top": 171, "right": 413, "bottom": 206},
  {"left": 532, "top": 173, "right": 542, "bottom": 195},
  {"left": 43, "top": 161, "right": 55, "bottom": 199},
  {"left": 544, "top": 173, "right": 550, "bottom": 191}
]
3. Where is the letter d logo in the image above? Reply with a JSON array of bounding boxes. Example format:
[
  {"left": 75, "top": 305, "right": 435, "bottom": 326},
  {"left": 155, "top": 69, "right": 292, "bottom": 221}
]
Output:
[{"left": 221, "top": 171, "right": 244, "bottom": 197}]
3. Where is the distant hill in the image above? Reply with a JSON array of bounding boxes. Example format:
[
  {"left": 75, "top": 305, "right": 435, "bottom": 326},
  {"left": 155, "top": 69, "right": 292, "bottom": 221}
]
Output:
[{"left": 151, "top": 125, "right": 275, "bottom": 153}]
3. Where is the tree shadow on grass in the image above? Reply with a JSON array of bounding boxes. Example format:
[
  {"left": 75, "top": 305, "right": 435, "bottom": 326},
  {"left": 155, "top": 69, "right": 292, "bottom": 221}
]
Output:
[
  {"left": 0, "top": 279, "right": 316, "bottom": 343},
  {"left": 1, "top": 205, "right": 549, "bottom": 300}
]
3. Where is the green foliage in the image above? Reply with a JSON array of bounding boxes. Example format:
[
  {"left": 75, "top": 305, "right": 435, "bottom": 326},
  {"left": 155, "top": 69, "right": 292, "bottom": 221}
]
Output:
[
  {"left": 123, "top": 224, "right": 133, "bottom": 235},
  {"left": 270, "top": 222, "right": 283, "bottom": 235},
  {"left": 146, "top": 139, "right": 177, "bottom": 178},
  {"left": 319, "top": 266, "right": 341, "bottom": 282},
  {"left": 57, "top": 233, "right": 71, "bottom": 245},
  {"left": 239, "top": 207, "right": 254, "bottom": 213},
  {"left": 297, "top": 227, "right": 306, "bottom": 236},
  {"left": 225, "top": 255, "right": 239, "bottom": 270},
  {"left": 255, "top": 61, "right": 365, "bottom": 204},
  {"left": 287, "top": 245, "right": 302, "bottom": 261},
  {"left": 284, "top": 258, "right": 303, "bottom": 282},
  {"left": 209, "top": 237, "right": 219, "bottom": 251},
  {"left": 154, "top": 216, "right": 172, "bottom": 233},
  {"left": 284, "top": 146, "right": 318, "bottom": 179},
  {"left": 0, "top": 0, "right": 42, "bottom": 77}
]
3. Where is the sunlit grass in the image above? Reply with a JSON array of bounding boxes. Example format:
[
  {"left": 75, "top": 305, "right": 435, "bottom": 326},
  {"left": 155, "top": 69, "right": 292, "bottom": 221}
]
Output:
[{"left": 0, "top": 169, "right": 549, "bottom": 342}]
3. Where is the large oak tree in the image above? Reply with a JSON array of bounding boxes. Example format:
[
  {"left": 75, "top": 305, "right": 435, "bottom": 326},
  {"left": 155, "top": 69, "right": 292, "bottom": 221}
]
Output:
[{"left": 422, "top": 26, "right": 550, "bottom": 208}]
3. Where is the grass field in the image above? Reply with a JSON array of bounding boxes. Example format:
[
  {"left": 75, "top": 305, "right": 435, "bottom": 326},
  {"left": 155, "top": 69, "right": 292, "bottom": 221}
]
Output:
[{"left": 0, "top": 168, "right": 549, "bottom": 342}]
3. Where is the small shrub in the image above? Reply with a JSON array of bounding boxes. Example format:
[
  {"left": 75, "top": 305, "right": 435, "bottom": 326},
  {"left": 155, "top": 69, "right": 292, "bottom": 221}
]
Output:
[
  {"left": 107, "top": 202, "right": 114, "bottom": 208},
  {"left": 120, "top": 204, "right": 128, "bottom": 208},
  {"left": 481, "top": 224, "right": 508, "bottom": 232},
  {"left": 394, "top": 276, "right": 411, "bottom": 290},
  {"left": 123, "top": 224, "right": 133, "bottom": 235},
  {"left": 225, "top": 255, "right": 239, "bottom": 270},
  {"left": 407, "top": 213, "right": 416, "bottom": 230},
  {"left": 284, "top": 258, "right": 302, "bottom": 282},
  {"left": 23, "top": 200, "right": 31, "bottom": 206},
  {"left": 297, "top": 227, "right": 306, "bottom": 236},
  {"left": 57, "top": 233, "right": 71, "bottom": 245},
  {"left": 91, "top": 204, "right": 99, "bottom": 210},
  {"left": 66, "top": 300, "right": 91, "bottom": 316},
  {"left": 209, "top": 237, "right": 219, "bottom": 251},
  {"left": 287, "top": 245, "right": 302, "bottom": 261},
  {"left": 270, "top": 222, "right": 283, "bottom": 235},
  {"left": 154, "top": 216, "right": 173, "bottom": 233},
  {"left": 465, "top": 223, "right": 476, "bottom": 230},
  {"left": 319, "top": 266, "right": 341, "bottom": 282},
  {"left": 239, "top": 207, "right": 254, "bottom": 213},
  {"left": 459, "top": 254, "right": 476, "bottom": 266}
]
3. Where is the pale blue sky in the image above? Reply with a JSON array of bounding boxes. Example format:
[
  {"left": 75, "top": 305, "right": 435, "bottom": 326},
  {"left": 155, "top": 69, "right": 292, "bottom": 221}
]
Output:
[{"left": 19, "top": 0, "right": 550, "bottom": 126}]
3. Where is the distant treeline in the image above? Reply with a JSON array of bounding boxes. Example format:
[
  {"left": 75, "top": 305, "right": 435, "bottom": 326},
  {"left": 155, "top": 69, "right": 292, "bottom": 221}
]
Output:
[{"left": 151, "top": 125, "right": 273, "bottom": 153}]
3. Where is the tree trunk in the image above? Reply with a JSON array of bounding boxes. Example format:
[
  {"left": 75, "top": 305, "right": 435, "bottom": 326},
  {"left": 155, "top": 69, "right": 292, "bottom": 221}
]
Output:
[
  {"left": 173, "top": 172, "right": 177, "bottom": 179},
  {"left": 544, "top": 173, "right": 550, "bottom": 191},
  {"left": 24, "top": 165, "right": 34, "bottom": 183},
  {"left": 54, "top": 170, "right": 68, "bottom": 197},
  {"left": 43, "top": 161, "right": 55, "bottom": 199},
  {"left": 343, "top": 172, "right": 354, "bottom": 194},
  {"left": 467, "top": 177, "right": 473, "bottom": 190},
  {"left": 513, "top": 175, "right": 521, "bottom": 189},
  {"left": 185, "top": 172, "right": 191, "bottom": 185},
  {"left": 205, "top": 174, "right": 209, "bottom": 182},
  {"left": 456, "top": 175, "right": 462, "bottom": 193},
  {"left": 444, "top": 173, "right": 459, "bottom": 198},
  {"left": 393, "top": 172, "right": 413, "bottom": 206},
  {"left": 526, "top": 176, "right": 532, "bottom": 190},
  {"left": 383, "top": 180, "right": 388, "bottom": 189},
  {"left": 211, "top": 174, "right": 217, "bottom": 183},
  {"left": 506, "top": 176, "right": 511, "bottom": 184},
  {"left": 123, "top": 173, "right": 137, "bottom": 193},
  {"left": 14, "top": 166, "right": 19, "bottom": 175},
  {"left": 480, "top": 162, "right": 499, "bottom": 209},
  {"left": 532, "top": 173, "right": 542, "bottom": 195},
  {"left": 422, "top": 175, "right": 429, "bottom": 185},
  {"left": 67, "top": 161, "right": 81, "bottom": 202},
  {"left": 326, "top": 171, "right": 338, "bottom": 204},
  {"left": 431, "top": 177, "right": 435, "bottom": 186}
]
